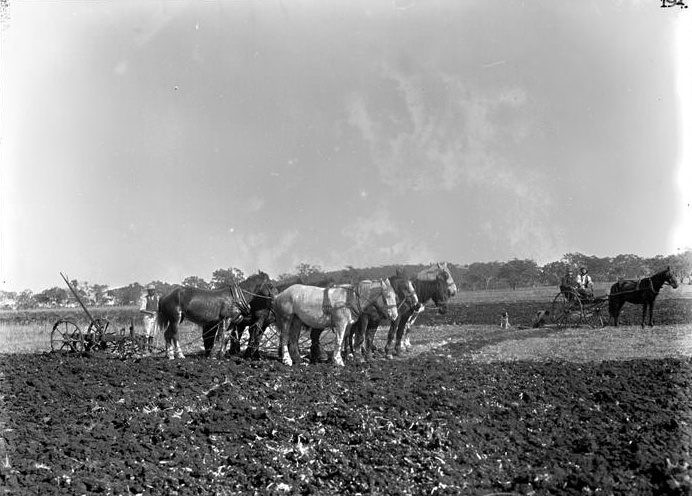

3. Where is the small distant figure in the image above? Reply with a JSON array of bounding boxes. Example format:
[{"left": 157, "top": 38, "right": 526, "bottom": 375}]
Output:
[
  {"left": 533, "top": 309, "right": 550, "bottom": 328},
  {"left": 500, "top": 310, "right": 511, "bottom": 329},
  {"left": 139, "top": 284, "right": 163, "bottom": 355}
]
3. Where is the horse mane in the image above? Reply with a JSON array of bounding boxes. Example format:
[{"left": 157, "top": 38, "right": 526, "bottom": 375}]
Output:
[
  {"left": 240, "top": 271, "right": 270, "bottom": 289},
  {"left": 414, "top": 277, "right": 446, "bottom": 304}
]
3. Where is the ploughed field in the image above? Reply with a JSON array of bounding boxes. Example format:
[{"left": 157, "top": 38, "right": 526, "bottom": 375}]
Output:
[{"left": 1, "top": 294, "right": 691, "bottom": 495}]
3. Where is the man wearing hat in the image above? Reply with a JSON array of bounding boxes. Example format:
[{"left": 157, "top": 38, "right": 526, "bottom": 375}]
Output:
[
  {"left": 559, "top": 268, "right": 577, "bottom": 295},
  {"left": 576, "top": 267, "right": 594, "bottom": 299},
  {"left": 139, "top": 284, "right": 159, "bottom": 353}
]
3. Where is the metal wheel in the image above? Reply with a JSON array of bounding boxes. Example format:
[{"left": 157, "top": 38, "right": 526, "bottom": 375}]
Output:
[
  {"left": 584, "top": 303, "right": 606, "bottom": 328},
  {"left": 51, "top": 319, "right": 84, "bottom": 353},
  {"left": 86, "top": 318, "right": 110, "bottom": 350},
  {"left": 550, "top": 292, "right": 584, "bottom": 329}
]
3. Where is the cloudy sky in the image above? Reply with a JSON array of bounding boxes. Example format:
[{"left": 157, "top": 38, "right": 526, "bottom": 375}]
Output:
[{"left": 1, "top": 1, "right": 690, "bottom": 291}]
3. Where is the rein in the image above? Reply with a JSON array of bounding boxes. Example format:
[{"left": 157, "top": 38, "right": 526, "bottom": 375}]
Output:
[{"left": 240, "top": 286, "right": 275, "bottom": 300}]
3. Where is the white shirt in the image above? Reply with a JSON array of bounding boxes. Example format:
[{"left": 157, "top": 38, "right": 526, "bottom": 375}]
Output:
[{"left": 576, "top": 273, "right": 592, "bottom": 289}]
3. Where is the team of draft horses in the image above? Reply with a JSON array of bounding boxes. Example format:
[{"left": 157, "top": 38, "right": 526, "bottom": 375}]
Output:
[{"left": 155, "top": 263, "right": 678, "bottom": 364}]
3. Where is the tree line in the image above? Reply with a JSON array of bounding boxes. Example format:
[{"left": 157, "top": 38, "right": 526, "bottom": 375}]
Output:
[{"left": 2, "top": 251, "right": 690, "bottom": 310}]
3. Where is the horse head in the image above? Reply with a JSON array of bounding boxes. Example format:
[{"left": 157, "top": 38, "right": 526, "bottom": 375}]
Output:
[
  {"left": 437, "top": 262, "right": 458, "bottom": 298},
  {"left": 381, "top": 279, "right": 399, "bottom": 321},
  {"left": 664, "top": 266, "right": 679, "bottom": 289},
  {"left": 359, "top": 279, "right": 398, "bottom": 322},
  {"left": 389, "top": 273, "right": 419, "bottom": 310}
]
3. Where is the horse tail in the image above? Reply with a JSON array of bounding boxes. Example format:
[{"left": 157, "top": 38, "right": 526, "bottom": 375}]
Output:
[{"left": 157, "top": 299, "right": 169, "bottom": 333}]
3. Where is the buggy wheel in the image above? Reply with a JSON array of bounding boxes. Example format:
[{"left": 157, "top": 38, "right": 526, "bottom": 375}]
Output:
[
  {"left": 51, "top": 319, "right": 84, "bottom": 353},
  {"left": 550, "top": 292, "right": 583, "bottom": 329},
  {"left": 584, "top": 304, "right": 606, "bottom": 328},
  {"left": 86, "top": 318, "right": 110, "bottom": 350}
]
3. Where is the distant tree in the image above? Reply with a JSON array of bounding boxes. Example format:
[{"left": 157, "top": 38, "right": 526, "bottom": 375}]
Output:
[
  {"left": 498, "top": 259, "right": 541, "bottom": 290},
  {"left": 648, "top": 251, "right": 692, "bottom": 281},
  {"left": 91, "top": 284, "right": 110, "bottom": 306},
  {"left": 466, "top": 262, "right": 502, "bottom": 290},
  {"left": 0, "top": 290, "right": 17, "bottom": 310},
  {"left": 112, "top": 283, "right": 144, "bottom": 306},
  {"left": 341, "top": 265, "right": 360, "bottom": 284},
  {"left": 66, "top": 279, "right": 89, "bottom": 305},
  {"left": 211, "top": 268, "right": 245, "bottom": 289},
  {"left": 611, "top": 254, "right": 650, "bottom": 280},
  {"left": 295, "top": 263, "right": 323, "bottom": 283},
  {"left": 541, "top": 261, "right": 571, "bottom": 286},
  {"left": 34, "top": 287, "right": 69, "bottom": 307},
  {"left": 16, "top": 289, "right": 36, "bottom": 309},
  {"left": 182, "top": 276, "right": 210, "bottom": 289}
]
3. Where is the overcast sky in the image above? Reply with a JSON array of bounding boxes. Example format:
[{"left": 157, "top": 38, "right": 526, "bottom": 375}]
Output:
[{"left": 1, "top": 1, "right": 690, "bottom": 292}]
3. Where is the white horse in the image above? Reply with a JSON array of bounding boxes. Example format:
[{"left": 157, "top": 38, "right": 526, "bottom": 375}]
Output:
[{"left": 274, "top": 279, "right": 399, "bottom": 366}]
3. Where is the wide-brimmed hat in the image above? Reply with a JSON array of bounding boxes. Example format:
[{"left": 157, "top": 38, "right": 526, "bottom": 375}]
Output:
[
  {"left": 580, "top": 267, "right": 588, "bottom": 273},
  {"left": 146, "top": 284, "right": 156, "bottom": 290}
]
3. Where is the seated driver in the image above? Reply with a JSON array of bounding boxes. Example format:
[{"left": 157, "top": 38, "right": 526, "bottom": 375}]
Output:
[
  {"left": 560, "top": 268, "right": 577, "bottom": 296},
  {"left": 576, "top": 267, "right": 594, "bottom": 299}
]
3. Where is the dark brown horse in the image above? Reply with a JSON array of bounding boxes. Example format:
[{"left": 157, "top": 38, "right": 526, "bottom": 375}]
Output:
[
  {"left": 347, "top": 271, "right": 419, "bottom": 362},
  {"left": 384, "top": 262, "right": 457, "bottom": 358},
  {"left": 225, "top": 272, "right": 278, "bottom": 359},
  {"left": 608, "top": 266, "right": 678, "bottom": 327},
  {"left": 157, "top": 271, "right": 275, "bottom": 358}
]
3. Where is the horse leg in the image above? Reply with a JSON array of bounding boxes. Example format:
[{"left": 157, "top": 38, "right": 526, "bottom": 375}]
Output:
[
  {"left": 229, "top": 324, "right": 243, "bottom": 356},
  {"left": 310, "top": 327, "right": 326, "bottom": 364},
  {"left": 244, "top": 323, "right": 260, "bottom": 360},
  {"left": 640, "top": 303, "right": 648, "bottom": 328},
  {"left": 608, "top": 299, "right": 622, "bottom": 327},
  {"left": 164, "top": 319, "right": 177, "bottom": 360},
  {"left": 365, "top": 323, "right": 377, "bottom": 359},
  {"left": 351, "top": 318, "right": 368, "bottom": 364},
  {"left": 288, "top": 317, "right": 303, "bottom": 365},
  {"left": 202, "top": 323, "right": 217, "bottom": 358},
  {"left": 331, "top": 320, "right": 347, "bottom": 367},
  {"left": 403, "top": 305, "right": 423, "bottom": 349},
  {"left": 309, "top": 327, "right": 328, "bottom": 363},
  {"left": 277, "top": 314, "right": 293, "bottom": 366},
  {"left": 384, "top": 320, "right": 397, "bottom": 360},
  {"left": 649, "top": 299, "right": 655, "bottom": 327}
]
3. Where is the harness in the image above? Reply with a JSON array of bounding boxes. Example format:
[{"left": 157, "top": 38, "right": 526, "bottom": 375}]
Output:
[{"left": 322, "top": 281, "right": 397, "bottom": 324}]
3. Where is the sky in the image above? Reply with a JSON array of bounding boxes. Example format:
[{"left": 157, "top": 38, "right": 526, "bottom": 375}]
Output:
[{"left": 1, "top": 0, "right": 691, "bottom": 292}]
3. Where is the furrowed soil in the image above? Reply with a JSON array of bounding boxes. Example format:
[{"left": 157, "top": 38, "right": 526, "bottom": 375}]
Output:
[{"left": 1, "top": 297, "right": 691, "bottom": 495}]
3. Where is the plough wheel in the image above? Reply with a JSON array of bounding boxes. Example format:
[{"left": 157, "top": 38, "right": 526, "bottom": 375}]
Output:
[
  {"left": 86, "top": 318, "right": 110, "bottom": 350},
  {"left": 51, "top": 319, "right": 84, "bottom": 353},
  {"left": 550, "top": 292, "right": 583, "bottom": 329}
]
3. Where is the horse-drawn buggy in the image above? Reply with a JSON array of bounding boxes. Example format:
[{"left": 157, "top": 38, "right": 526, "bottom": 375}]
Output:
[
  {"left": 549, "top": 288, "right": 607, "bottom": 329},
  {"left": 548, "top": 266, "right": 679, "bottom": 329}
]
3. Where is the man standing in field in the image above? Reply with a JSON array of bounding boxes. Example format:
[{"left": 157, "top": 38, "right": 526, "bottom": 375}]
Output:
[{"left": 139, "top": 284, "right": 159, "bottom": 353}]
